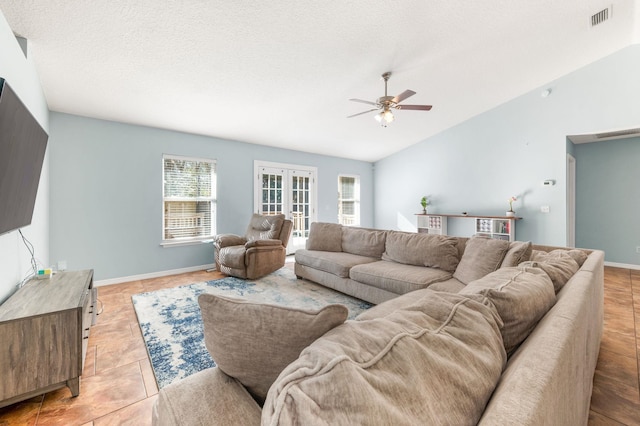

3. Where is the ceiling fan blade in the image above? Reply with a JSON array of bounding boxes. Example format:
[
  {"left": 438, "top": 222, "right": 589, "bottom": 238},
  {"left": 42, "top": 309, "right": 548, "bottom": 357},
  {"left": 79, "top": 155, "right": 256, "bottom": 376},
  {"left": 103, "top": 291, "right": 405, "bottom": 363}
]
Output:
[
  {"left": 349, "top": 98, "right": 377, "bottom": 106},
  {"left": 398, "top": 104, "right": 432, "bottom": 111},
  {"left": 392, "top": 90, "right": 416, "bottom": 104},
  {"left": 347, "top": 108, "right": 379, "bottom": 118}
]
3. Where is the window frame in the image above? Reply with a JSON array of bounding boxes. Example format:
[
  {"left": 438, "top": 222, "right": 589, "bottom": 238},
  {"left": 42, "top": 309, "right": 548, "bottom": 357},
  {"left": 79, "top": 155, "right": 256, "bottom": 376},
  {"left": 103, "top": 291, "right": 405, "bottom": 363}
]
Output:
[
  {"left": 337, "top": 174, "right": 360, "bottom": 227},
  {"left": 161, "top": 154, "right": 217, "bottom": 247}
]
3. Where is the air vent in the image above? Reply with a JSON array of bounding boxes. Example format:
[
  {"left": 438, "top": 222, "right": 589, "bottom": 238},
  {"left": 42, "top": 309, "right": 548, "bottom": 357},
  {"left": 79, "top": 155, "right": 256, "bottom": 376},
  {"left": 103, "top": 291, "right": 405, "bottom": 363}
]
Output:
[
  {"left": 591, "top": 7, "right": 610, "bottom": 26},
  {"left": 596, "top": 128, "right": 640, "bottom": 139}
]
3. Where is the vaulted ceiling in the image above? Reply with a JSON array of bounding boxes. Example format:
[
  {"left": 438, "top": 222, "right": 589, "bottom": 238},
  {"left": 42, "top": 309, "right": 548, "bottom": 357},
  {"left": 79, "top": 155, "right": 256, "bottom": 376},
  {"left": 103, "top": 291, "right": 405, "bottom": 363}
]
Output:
[{"left": 1, "top": 1, "right": 638, "bottom": 161}]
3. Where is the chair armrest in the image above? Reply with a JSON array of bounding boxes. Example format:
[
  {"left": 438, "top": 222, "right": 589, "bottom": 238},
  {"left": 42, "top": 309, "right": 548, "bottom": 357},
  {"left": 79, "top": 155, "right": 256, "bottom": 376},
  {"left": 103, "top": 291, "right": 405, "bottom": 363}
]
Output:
[
  {"left": 152, "top": 368, "right": 261, "bottom": 426},
  {"left": 214, "top": 234, "right": 247, "bottom": 248},
  {"left": 245, "top": 239, "right": 283, "bottom": 249}
]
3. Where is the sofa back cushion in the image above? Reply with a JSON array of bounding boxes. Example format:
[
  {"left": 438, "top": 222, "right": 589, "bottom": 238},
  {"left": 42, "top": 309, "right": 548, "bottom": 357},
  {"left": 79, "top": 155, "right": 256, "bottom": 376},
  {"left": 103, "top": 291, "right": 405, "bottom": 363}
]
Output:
[
  {"left": 381, "top": 231, "right": 460, "bottom": 272},
  {"left": 244, "top": 213, "right": 285, "bottom": 241},
  {"left": 522, "top": 250, "right": 581, "bottom": 292},
  {"left": 198, "top": 293, "right": 348, "bottom": 404},
  {"left": 341, "top": 227, "right": 387, "bottom": 258},
  {"left": 460, "top": 266, "right": 556, "bottom": 354},
  {"left": 263, "top": 292, "right": 506, "bottom": 425},
  {"left": 453, "top": 236, "right": 510, "bottom": 284},
  {"left": 501, "top": 241, "right": 533, "bottom": 267},
  {"left": 305, "top": 222, "right": 343, "bottom": 252}
]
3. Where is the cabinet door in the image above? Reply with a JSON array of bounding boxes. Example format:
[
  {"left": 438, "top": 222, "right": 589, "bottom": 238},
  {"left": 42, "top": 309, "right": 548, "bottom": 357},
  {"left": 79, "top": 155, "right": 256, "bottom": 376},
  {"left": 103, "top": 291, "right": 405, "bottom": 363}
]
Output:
[{"left": 0, "top": 310, "right": 78, "bottom": 400}]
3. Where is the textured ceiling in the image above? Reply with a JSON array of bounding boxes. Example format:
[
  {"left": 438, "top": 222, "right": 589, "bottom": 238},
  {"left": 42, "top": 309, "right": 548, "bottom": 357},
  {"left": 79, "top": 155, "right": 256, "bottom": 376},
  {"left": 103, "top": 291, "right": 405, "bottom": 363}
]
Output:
[{"left": 1, "top": 1, "right": 638, "bottom": 161}]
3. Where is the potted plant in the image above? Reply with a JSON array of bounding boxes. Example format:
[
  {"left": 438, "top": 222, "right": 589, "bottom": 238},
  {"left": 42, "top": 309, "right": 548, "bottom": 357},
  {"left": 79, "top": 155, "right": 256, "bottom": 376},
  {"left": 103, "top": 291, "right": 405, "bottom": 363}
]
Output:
[
  {"left": 507, "top": 196, "right": 517, "bottom": 217},
  {"left": 420, "top": 196, "right": 428, "bottom": 214}
]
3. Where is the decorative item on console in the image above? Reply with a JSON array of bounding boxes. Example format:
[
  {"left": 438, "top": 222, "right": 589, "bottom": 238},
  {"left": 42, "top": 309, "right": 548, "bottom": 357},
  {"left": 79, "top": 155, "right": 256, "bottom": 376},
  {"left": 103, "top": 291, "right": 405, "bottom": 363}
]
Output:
[
  {"left": 507, "top": 196, "right": 517, "bottom": 217},
  {"left": 420, "top": 196, "right": 429, "bottom": 214}
]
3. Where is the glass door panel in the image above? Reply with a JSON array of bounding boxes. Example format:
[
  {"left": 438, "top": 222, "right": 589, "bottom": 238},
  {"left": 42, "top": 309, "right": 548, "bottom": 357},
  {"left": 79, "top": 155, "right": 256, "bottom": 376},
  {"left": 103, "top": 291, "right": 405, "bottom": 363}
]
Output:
[{"left": 255, "top": 164, "right": 316, "bottom": 254}]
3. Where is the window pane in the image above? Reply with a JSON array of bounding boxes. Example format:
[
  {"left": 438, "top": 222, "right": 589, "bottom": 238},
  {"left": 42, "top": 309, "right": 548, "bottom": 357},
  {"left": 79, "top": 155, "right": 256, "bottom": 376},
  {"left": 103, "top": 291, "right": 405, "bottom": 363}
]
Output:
[
  {"left": 163, "top": 155, "right": 216, "bottom": 242},
  {"left": 338, "top": 175, "right": 360, "bottom": 226}
]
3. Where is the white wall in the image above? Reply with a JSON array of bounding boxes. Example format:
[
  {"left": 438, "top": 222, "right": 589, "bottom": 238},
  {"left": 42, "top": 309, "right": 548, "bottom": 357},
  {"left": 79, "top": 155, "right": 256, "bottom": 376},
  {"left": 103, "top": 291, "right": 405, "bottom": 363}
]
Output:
[
  {"left": 0, "top": 12, "right": 50, "bottom": 303},
  {"left": 374, "top": 44, "right": 640, "bottom": 250}
]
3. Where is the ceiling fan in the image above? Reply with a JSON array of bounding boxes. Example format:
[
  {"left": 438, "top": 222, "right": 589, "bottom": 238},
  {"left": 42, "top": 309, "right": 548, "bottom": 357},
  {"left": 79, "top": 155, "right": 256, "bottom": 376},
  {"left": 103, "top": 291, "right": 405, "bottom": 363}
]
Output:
[{"left": 348, "top": 72, "right": 432, "bottom": 127}]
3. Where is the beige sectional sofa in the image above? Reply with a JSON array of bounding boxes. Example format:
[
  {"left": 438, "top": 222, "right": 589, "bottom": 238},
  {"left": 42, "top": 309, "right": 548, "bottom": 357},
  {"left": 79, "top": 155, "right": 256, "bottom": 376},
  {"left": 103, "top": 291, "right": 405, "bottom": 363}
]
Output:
[
  {"left": 153, "top": 222, "right": 604, "bottom": 425},
  {"left": 295, "top": 222, "right": 538, "bottom": 303}
]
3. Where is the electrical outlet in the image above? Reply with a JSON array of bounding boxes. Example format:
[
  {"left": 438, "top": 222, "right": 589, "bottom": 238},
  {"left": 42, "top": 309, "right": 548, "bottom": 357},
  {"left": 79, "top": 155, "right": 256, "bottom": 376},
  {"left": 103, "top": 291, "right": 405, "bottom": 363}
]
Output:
[
  {"left": 58, "top": 260, "right": 67, "bottom": 271},
  {"left": 541, "top": 206, "right": 550, "bottom": 213},
  {"left": 636, "top": 247, "right": 640, "bottom": 254}
]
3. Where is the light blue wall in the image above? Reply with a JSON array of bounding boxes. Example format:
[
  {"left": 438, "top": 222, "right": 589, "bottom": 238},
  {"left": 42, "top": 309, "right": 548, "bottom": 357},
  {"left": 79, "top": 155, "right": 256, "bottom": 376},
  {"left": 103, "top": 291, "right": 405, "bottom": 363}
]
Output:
[
  {"left": 574, "top": 137, "right": 640, "bottom": 265},
  {"left": 0, "top": 12, "right": 50, "bottom": 303},
  {"left": 49, "top": 113, "right": 373, "bottom": 281},
  {"left": 374, "top": 44, "right": 640, "bottom": 254}
]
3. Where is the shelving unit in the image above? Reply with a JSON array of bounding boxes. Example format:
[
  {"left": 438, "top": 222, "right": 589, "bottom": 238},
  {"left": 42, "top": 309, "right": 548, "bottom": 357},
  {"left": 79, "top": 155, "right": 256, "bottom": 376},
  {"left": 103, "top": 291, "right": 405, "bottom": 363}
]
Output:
[
  {"left": 475, "top": 217, "right": 515, "bottom": 241},
  {"left": 416, "top": 214, "right": 447, "bottom": 235},
  {"left": 416, "top": 214, "right": 520, "bottom": 241}
]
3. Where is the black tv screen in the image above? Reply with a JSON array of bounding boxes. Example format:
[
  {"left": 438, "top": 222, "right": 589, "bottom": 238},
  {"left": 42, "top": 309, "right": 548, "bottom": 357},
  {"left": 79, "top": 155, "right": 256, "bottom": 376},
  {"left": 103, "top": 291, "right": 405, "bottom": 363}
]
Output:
[{"left": 0, "top": 78, "right": 49, "bottom": 236}]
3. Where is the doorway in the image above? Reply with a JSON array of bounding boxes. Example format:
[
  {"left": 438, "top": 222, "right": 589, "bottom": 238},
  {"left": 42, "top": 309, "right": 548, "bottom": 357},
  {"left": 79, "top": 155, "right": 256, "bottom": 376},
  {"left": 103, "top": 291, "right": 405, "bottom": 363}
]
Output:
[
  {"left": 254, "top": 161, "right": 318, "bottom": 253},
  {"left": 566, "top": 154, "right": 576, "bottom": 247}
]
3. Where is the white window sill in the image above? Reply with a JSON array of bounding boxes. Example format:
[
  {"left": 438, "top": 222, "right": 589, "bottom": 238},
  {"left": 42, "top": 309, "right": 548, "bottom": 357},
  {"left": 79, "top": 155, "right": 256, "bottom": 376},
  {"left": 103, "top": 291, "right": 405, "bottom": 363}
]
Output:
[{"left": 161, "top": 239, "right": 214, "bottom": 248}]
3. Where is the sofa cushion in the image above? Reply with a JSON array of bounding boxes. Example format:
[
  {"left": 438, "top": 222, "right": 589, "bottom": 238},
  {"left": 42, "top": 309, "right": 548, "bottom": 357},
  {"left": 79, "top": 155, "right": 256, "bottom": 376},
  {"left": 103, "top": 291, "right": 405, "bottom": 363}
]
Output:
[
  {"left": 198, "top": 293, "right": 348, "bottom": 403},
  {"left": 350, "top": 260, "right": 452, "bottom": 295},
  {"left": 563, "top": 249, "right": 588, "bottom": 267},
  {"left": 263, "top": 291, "right": 506, "bottom": 425},
  {"left": 153, "top": 367, "right": 262, "bottom": 426},
  {"left": 460, "top": 266, "right": 556, "bottom": 354},
  {"left": 453, "top": 236, "right": 510, "bottom": 284},
  {"left": 355, "top": 288, "right": 433, "bottom": 320},
  {"left": 295, "top": 249, "right": 378, "bottom": 278},
  {"left": 427, "top": 277, "right": 466, "bottom": 293},
  {"left": 501, "top": 241, "right": 533, "bottom": 267},
  {"left": 341, "top": 227, "right": 387, "bottom": 258},
  {"left": 244, "top": 213, "right": 285, "bottom": 241},
  {"left": 306, "top": 222, "right": 343, "bottom": 252},
  {"left": 381, "top": 231, "right": 460, "bottom": 272},
  {"left": 523, "top": 250, "right": 580, "bottom": 292}
]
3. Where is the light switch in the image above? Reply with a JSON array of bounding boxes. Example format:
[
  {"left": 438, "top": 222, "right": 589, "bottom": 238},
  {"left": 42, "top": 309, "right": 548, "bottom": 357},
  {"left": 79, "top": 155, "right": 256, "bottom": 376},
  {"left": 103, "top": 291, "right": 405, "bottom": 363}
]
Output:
[{"left": 541, "top": 206, "right": 550, "bottom": 213}]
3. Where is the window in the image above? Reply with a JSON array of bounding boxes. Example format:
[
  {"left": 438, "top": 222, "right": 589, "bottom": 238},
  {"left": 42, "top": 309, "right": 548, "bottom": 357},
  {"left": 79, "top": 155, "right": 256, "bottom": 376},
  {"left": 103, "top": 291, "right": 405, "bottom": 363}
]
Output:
[
  {"left": 338, "top": 175, "right": 360, "bottom": 226},
  {"left": 162, "top": 154, "right": 216, "bottom": 244}
]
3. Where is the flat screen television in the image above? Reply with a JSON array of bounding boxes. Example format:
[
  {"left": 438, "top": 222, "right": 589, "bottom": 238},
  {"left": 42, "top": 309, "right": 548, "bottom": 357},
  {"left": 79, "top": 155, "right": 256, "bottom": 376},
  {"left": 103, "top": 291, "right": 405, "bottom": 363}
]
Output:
[{"left": 0, "top": 78, "right": 49, "bottom": 236}]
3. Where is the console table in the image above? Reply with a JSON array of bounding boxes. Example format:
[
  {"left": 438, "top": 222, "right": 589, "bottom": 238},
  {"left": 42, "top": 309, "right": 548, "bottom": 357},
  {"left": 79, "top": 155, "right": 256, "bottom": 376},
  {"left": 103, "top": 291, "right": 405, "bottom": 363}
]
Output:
[
  {"left": 416, "top": 214, "right": 522, "bottom": 241},
  {"left": 0, "top": 269, "right": 96, "bottom": 408}
]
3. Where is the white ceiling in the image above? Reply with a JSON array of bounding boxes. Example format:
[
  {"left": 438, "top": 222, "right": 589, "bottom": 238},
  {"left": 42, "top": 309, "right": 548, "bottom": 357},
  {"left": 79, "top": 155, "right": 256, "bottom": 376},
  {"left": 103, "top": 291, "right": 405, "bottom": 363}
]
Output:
[{"left": 1, "top": 1, "right": 638, "bottom": 162}]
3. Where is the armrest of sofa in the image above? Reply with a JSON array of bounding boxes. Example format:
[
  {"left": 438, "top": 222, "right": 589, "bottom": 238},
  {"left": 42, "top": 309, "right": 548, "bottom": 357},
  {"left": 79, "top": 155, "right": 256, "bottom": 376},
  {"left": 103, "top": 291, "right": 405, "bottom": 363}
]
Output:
[
  {"left": 152, "top": 367, "right": 261, "bottom": 426},
  {"left": 214, "top": 234, "right": 247, "bottom": 248},
  {"left": 245, "top": 238, "right": 283, "bottom": 249}
]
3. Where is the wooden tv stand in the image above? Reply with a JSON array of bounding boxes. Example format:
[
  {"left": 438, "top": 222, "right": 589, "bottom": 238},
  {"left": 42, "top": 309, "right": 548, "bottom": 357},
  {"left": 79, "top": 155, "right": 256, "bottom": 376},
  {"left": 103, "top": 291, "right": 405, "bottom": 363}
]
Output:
[{"left": 0, "top": 270, "right": 96, "bottom": 408}]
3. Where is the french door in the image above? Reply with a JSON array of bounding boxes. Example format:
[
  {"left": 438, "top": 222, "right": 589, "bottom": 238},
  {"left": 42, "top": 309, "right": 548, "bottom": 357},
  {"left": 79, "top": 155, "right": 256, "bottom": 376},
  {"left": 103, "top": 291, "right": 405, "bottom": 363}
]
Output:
[{"left": 254, "top": 161, "right": 317, "bottom": 253}]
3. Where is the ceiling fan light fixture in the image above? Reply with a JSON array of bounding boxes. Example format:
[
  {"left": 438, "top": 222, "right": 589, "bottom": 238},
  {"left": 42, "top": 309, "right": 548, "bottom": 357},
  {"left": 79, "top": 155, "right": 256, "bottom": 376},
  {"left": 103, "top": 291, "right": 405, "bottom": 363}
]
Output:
[
  {"left": 375, "top": 109, "right": 394, "bottom": 126},
  {"left": 348, "top": 72, "right": 431, "bottom": 126}
]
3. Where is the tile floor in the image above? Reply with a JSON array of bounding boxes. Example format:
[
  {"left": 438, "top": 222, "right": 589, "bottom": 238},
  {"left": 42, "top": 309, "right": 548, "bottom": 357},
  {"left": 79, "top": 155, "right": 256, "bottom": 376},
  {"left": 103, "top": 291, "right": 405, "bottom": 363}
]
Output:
[
  {"left": 0, "top": 266, "right": 638, "bottom": 425},
  {"left": 588, "top": 267, "right": 640, "bottom": 425}
]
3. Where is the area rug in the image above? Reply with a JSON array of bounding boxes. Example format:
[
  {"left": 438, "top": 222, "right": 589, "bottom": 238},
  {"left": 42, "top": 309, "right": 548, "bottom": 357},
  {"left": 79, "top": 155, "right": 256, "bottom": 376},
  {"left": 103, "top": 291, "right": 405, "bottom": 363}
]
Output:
[{"left": 131, "top": 267, "right": 372, "bottom": 389}]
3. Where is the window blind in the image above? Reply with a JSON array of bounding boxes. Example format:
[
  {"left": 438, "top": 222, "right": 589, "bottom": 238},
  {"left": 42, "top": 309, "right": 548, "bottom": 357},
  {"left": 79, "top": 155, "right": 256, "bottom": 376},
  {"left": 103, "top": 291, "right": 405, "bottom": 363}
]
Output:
[
  {"left": 338, "top": 175, "right": 360, "bottom": 226},
  {"left": 163, "top": 155, "right": 216, "bottom": 242}
]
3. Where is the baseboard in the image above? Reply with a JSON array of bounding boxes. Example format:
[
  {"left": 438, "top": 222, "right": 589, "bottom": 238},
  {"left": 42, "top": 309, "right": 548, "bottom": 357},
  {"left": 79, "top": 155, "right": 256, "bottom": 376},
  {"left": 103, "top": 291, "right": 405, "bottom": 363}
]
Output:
[
  {"left": 94, "top": 263, "right": 216, "bottom": 287},
  {"left": 604, "top": 261, "right": 640, "bottom": 270}
]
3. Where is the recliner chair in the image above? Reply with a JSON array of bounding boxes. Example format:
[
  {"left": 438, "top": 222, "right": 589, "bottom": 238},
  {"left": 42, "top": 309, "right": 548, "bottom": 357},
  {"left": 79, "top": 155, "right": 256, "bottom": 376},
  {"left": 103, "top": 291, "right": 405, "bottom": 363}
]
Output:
[{"left": 213, "top": 214, "right": 293, "bottom": 279}]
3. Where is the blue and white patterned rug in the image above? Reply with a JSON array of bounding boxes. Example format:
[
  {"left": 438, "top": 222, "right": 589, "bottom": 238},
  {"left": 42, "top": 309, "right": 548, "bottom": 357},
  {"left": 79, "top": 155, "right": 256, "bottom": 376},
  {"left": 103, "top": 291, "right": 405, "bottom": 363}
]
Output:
[{"left": 131, "top": 267, "right": 372, "bottom": 389}]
